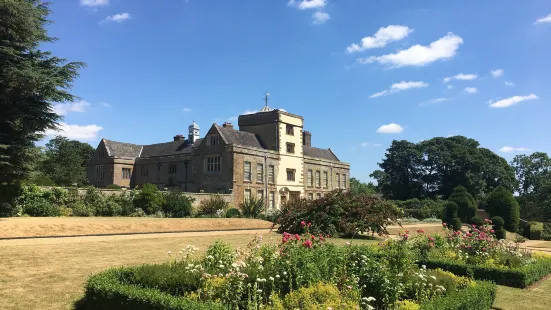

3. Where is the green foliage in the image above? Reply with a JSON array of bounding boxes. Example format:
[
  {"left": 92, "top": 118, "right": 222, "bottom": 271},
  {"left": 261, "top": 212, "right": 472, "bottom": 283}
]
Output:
[
  {"left": 16, "top": 184, "right": 60, "bottom": 216},
  {"left": 239, "top": 195, "right": 265, "bottom": 219},
  {"left": 486, "top": 186, "right": 520, "bottom": 232},
  {"left": 470, "top": 216, "right": 484, "bottom": 226},
  {"left": 349, "top": 177, "right": 377, "bottom": 196},
  {"left": 203, "top": 241, "right": 235, "bottom": 274},
  {"left": 71, "top": 201, "right": 94, "bottom": 217},
  {"left": 491, "top": 216, "right": 505, "bottom": 228},
  {"left": 270, "top": 282, "right": 358, "bottom": 310},
  {"left": 125, "top": 262, "right": 202, "bottom": 296},
  {"left": 494, "top": 228, "right": 506, "bottom": 240},
  {"left": 420, "top": 281, "right": 496, "bottom": 310},
  {"left": 197, "top": 195, "right": 228, "bottom": 217},
  {"left": 134, "top": 184, "right": 165, "bottom": 215},
  {"left": 163, "top": 192, "right": 195, "bottom": 218},
  {"left": 83, "top": 186, "right": 106, "bottom": 213},
  {"left": 105, "top": 184, "right": 122, "bottom": 190},
  {"left": 526, "top": 221, "right": 544, "bottom": 240},
  {"left": 443, "top": 201, "right": 458, "bottom": 226},
  {"left": 395, "top": 199, "right": 445, "bottom": 220},
  {"left": 0, "top": 1, "right": 84, "bottom": 183},
  {"left": 95, "top": 196, "right": 123, "bottom": 217},
  {"left": 277, "top": 190, "right": 402, "bottom": 237},
  {"left": 42, "top": 136, "right": 94, "bottom": 186},
  {"left": 451, "top": 218, "right": 462, "bottom": 231},
  {"left": 511, "top": 152, "right": 551, "bottom": 195},
  {"left": 0, "top": 182, "right": 23, "bottom": 217},
  {"left": 447, "top": 186, "right": 477, "bottom": 223},
  {"left": 33, "top": 175, "right": 56, "bottom": 186},
  {"left": 225, "top": 207, "right": 241, "bottom": 218}
]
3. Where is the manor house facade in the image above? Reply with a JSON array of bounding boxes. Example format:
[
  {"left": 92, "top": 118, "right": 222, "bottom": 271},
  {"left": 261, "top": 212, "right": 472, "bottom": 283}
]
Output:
[{"left": 87, "top": 105, "right": 350, "bottom": 209}]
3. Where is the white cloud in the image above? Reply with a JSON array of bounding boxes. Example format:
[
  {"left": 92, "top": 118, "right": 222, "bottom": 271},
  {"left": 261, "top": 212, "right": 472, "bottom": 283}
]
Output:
[
  {"left": 488, "top": 94, "right": 538, "bottom": 108},
  {"left": 504, "top": 81, "right": 515, "bottom": 87},
  {"left": 443, "top": 73, "right": 478, "bottom": 83},
  {"left": 312, "top": 12, "right": 330, "bottom": 25},
  {"left": 101, "top": 12, "right": 131, "bottom": 24},
  {"left": 45, "top": 122, "right": 103, "bottom": 141},
  {"left": 361, "top": 142, "right": 369, "bottom": 147},
  {"left": 346, "top": 25, "right": 413, "bottom": 53},
  {"left": 491, "top": 69, "right": 504, "bottom": 78},
  {"left": 464, "top": 87, "right": 478, "bottom": 94},
  {"left": 420, "top": 97, "right": 451, "bottom": 106},
  {"left": 52, "top": 100, "right": 90, "bottom": 116},
  {"left": 359, "top": 32, "right": 463, "bottom": 68},
  {"left": 288, "top": 0, "right": 326, "bottom": 10},
  {"left": 499, "top": 146, "right": 531, "bottom": 153},
  {"left": 370, "top": 81, "right": 428, "bottom": 98},
  {"left": 100, "top": 102, "right": 111, "bottom": 108},
  {"left": 80, "top": 0, "right": 109, "bottom": 7},
  {"left": 535, "top": 13, "right": 551, "bottom": 24},
  {"left": 182, "top": 108, "right": 192, "bottom": 112},
  {"left": 447, "top": 85, "right": 454, "bottom": 89},
  {"left": 376, "top": 123, "right": 404, "bottom": 134}
]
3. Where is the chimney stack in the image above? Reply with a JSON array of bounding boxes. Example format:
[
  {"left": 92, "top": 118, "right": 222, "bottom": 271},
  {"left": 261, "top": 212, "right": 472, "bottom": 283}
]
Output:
[
  {"left": 173, "top": 134, "right": 185, "bottom": 141},
  {"left": 223, "top": 122, "right": 234, "bottom": 129},
  {"left": 303, "top": 131, "right": 312, "bottom": 147}
]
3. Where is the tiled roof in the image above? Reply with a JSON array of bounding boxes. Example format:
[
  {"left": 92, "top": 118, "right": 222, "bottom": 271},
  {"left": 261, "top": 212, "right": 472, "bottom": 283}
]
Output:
[
  {"left": 303, "top": 146, "right": 340, "bottom": 162},
  {"left": 140, "top": 139, "right": 202, "bottom": 157},
  {"left": 216, "top": 125, "right": 265, "bottom": 149},
  {"left": 103, "top": 139, "right": 142, "bottom": 158}
]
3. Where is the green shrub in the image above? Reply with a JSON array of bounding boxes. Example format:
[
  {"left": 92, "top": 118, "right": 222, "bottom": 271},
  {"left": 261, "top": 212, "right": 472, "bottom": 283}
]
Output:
[
  {"left": 486, "top": 186, "right": 520, "bottom": 232},
  {"left": 225, "top": 207, "right": 241, "bottom": 218},
  {"left": 162, "top": 192, "right": 195, "bottom": 218},
  {"left": 33, "top": 175, "right": 56, "bottom": 186},
  {"left": 114, "top": 192, "right": 136, "bottom": 216},
  {"left": 239, "top": 195, "right": 265, "bottom": 219},
  {"left": 105, "top": 184, "right": 122, "bottom": 190},
  {"left": 420, "top": 281, "right": 496, "bottom": 310},
  {"left": 0, "top": 202, "right": 21, "bottom": 217},
  {"left": 72, "top": 201, "right": 94, "bottom": 217},
  {"left": 271, "top": 282, "right": 358, "bottom": 310},
  {"left": 83, "top": 187, "right": 106, "bottom": 215},
  {"left": 197, "top": 195, "right": 228, "bottom": 217},
  {"left": 16, "top": 185, "right": 60, "bottom": 217},
  {"left": 491, "top": 216, "right": 505, "bottom": 228},
  {"left": 0, "top": 183, "right": 22, "bottom": 217},
  {"left": 395, "top": 199, "right": 445, "bottom": 220},
  {"left": 526, "top": 221, "right": 544, "bottom": 240},
  {"left": 470, "top": 216, "right": 483, "bottom": 226},
  {"left": 447, "top": 186, "right": 477, "bottom": 223},
  {"left": 83, "top": 268, "right": 225, "bottom": 310},
  {"left": 134, "top": 184, "right": 165, "bottom": 215},
  {"left": 95, "top": 197, "right": 123, "bottom": 216},
  {"left": 422, "top": 217, "right": 443, "bottom": 223},
  {"left": 451, "top": 217, "right": 462, "bottom": 231},
  {"left": 443, "top": 201, "right": 458, "bottom": 226},
  {"left": 125, "top": 261, "right": 202, "bottom": 296},
  {"left": 494, "top": 228, "right": 506, "bottom": 240},
  {"left": 203, "top": 241, "right": 234, "bottom": 274},
  {"left": 43, "top": 187, "right": 69, "bottom": 206}
]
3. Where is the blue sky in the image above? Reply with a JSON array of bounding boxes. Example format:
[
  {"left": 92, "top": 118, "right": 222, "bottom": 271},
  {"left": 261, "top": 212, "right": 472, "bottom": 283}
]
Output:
[{"left": 44, "top": 0, "right": 551, "bottom": 182}]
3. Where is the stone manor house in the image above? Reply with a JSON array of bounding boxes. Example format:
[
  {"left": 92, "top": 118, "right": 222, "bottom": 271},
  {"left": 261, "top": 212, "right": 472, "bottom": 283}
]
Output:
[{"left": 87, "top": 105, "right": 350, "bottom": 209}]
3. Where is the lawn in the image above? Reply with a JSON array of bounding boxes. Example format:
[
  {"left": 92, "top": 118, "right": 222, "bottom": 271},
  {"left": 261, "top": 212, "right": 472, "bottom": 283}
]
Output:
[
  {"left": 0, "top": 230, "right": 379, "bottom": 310},
  {"left": 493, "top": 279, "right": 551, "bottom": 310}
]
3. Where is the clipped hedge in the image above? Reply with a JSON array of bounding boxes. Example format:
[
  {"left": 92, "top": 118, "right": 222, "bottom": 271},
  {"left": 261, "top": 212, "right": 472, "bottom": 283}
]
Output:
[
  {"left": 525, "top": 221, "right": 544, "bottom": 240},
  {"left": 420, "top": 257, "right": 551, "bottom": 288},
  {"left": 82, "top": 268, "right": 226, "bottom": 310},
  {"left": 421, "top": 280, "right": 496, "bottom": 310}
]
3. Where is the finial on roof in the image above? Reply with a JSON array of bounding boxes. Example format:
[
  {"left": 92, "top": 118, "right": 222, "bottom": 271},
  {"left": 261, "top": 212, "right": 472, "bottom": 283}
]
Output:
[{"left": 261, "top": 91, "right": 271, "bottom": 112}]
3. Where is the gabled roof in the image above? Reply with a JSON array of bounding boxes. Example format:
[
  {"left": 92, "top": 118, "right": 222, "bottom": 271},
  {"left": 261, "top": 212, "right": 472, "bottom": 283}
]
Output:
[
  {"left": 103, "top": 139, "right": 142, "bottom": 158},
  {"left": 215, "top": 124, "right": 265, "bottom": 149},
  {"left": 304, "top": 146, "right": 340, "bottom": 162},
  {"left": 140, "top": 139, "right": 202, "bottom": 158}
]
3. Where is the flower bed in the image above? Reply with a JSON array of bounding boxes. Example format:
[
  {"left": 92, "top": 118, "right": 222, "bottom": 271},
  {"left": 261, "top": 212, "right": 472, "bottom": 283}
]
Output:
[
  {"left": 406, "top": 221, "right": 551, "bottom": 288},
  {"left": 82, "top": 223, "right": 497, "bottom": 309}
]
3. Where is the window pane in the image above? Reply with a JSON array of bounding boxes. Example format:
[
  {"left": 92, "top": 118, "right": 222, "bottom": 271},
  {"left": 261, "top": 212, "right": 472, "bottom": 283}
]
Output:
[
  {"left": 307, "top": 170, "right": 313, "bottom": 187},
  {"left": 323, "top": 171, "right": 328, "bottom": 188},
  {"left": 315, "top": 171, "right": 320, "bottom": 187},
  {"left": 269, "top": 191, "right": 275, "bottom": 209},
  {"left": 244, "top": 162, "right": 251, "bottom": 181},
  {"left": 269, "top": 165, "right": 274, "bottom": 183},
  {"left": 257, "top": 163, "right": 263, "bottom": 183}
]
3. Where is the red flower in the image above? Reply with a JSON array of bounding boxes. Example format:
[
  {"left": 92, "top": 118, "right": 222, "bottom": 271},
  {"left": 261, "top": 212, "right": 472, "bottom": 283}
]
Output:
[
  {"left": 295, "top": 234, "right": 300, "bottom": 240},
  {"left": 303, "top": 240, "right": 313, "bottom": 248},
  {"left": 472, "top": 224, "right": 477, "bottom": 228},
  {"left": 417, "top": 229, "right": 425, "bottom": 233},
  {"left": 311, "top": 235, "right": 315, "bottom": 240},
  {"left": 405, "top": 230, "right": 410, "bottom": 234},
  {"left": 319, "top": 235, "right": 325, "bottom": 241}
]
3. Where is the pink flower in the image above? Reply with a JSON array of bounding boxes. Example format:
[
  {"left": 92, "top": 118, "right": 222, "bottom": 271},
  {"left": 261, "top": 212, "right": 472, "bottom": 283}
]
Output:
[
  {"left": 319, "top": 234, "right": 325, "bottom": 241},
  {"left": 303, "top": 240, "right": 313, "bottom": 248},
  {"left": 482, "top": 247, "right": 486, "bottom": 252},
  {"left": 295, "top": 234, "right": 300, "bottom": 240},
  {"left": 491, "top": 230, "right": 495, "bottom": 233},
  {"left": 345, "top": 242, "right": 351, "bottom": 246},
  {"left": 311, "top": 235, "right": 316, "bottom": 240},
  {"left": 417, "top": 229, "right": 425, "bottom": 234},
  {"left": 442, "top": 222, "right": 448, "bottom": 227},
  {"left": 300, "top": 221, "right": 306, "bottom": 227}
]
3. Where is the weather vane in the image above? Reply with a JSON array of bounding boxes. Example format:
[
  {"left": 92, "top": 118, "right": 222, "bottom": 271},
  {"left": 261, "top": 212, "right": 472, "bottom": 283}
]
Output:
[{"left": 264, "top": 91, "right": 270, "bottom": 107}]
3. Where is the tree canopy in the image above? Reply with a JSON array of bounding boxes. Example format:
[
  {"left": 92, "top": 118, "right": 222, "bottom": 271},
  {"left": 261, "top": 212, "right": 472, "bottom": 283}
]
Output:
[
  {"left": 0, "top": 0, "right": 84, "bottom": 182},
  {"left": 41, "top": 136, "right": 94, "bottom": 186},
  {"left": 371, "top": 136, "right": 516, "bottom": 200},
  {"left": 349, "top": 177, "right": 377, "bottom": 196}
]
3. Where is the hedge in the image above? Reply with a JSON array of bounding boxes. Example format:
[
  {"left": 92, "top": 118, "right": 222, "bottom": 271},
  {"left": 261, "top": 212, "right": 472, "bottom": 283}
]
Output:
[
  {"left": 420, "top": 257, "right": 551, "bottom": 288},
  {"left": 81, "top": 268, "right": 226, "bottom": 310},
  {"left": 525, "top": 221, "right": 544, "bottom": 240},
  {"left": 421, "top": 280, "right": 496, "bottom": 310}
]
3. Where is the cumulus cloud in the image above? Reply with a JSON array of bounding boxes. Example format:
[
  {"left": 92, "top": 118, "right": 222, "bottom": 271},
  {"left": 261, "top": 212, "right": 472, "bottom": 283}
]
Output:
[
  {"left": 369, "top": 81, "right": 429, "bottom": 98},
  {"left": 45, "top": 122, "right": 103, "bottom": 141},
  {"left": 80, "top": 0, "right": 109, "bottom": 7},
  {"left": 346, "top": 25, "right": 413, "bottom": 53},
  {"left": 491, "top": 69, "right": 504, "bottom": 78},
  {"left": 535, "top": 13, "right": 551, "bottom": 24},
  {"left": 488, "top": 94, "right": 538, "bottom": 108},
  {"left": 504, "top": 81, "right": 515, "bottom": 87},
  {"left": 376, "top": 123, "right": 404, "bottom": 134},
  {"left": 443, "top": 73, "right": 478, "bottom": 83},
  {"left": 101, "top": 12, "right": 131, "bottom": 24},
  {"left": 464, "top": 87, "right": 478, "bottom": 94},
  {"left": 499, "top": 146, "right": 531, "bottom": 153},
  {"left": 288, "top": 0, "right": 326, "bottom": 10},
  {"left": 358, "top": 32, "right": 463, "bottom": 68},
  {"left": 182, "top": 108, "right": 192, "bottom": 112},
  {"left": 52, "top": 101, "right": 90, "bottom": 116},
  {"left": 312, "top": 12, "right": 330, "bottom": 25}
]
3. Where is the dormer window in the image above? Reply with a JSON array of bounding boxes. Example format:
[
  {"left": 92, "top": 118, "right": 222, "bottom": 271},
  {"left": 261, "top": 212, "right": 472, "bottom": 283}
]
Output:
[
  {"left": 286, "top": 124, "right": 294, "bottom": 135},
  {"left": 208, "top": 134, "right": 220, "bottom": 146}
]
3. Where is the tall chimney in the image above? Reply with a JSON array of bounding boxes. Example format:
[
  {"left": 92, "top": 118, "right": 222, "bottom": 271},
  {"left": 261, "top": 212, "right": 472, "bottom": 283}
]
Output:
[
  {"left": 173, "top": 134, "right": 185, "bottom": 141},
  {"left": 303, "top": 131, "right": 312, "bottom": 147}
]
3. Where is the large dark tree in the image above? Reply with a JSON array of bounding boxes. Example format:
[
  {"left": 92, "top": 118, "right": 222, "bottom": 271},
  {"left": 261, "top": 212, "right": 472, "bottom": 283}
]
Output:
[
  {"left": 511, "top": 152, "right": 551, "bottom": 195},
  {"left": 42, "top": 136, "right": 94, "bottom": 186},
  {"left": 0, "top": 0, "right": 84, "bottom": 182},
  {"left": 374, "top": 136, "right": 515, "bottom": 200}
]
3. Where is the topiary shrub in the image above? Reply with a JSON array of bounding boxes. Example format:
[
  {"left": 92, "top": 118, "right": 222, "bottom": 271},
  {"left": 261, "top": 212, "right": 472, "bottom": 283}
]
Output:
[
  {"left": 470, "top": 216, "right": 484, "bottom": 226},
  {"left": 162, "top": 191, "right": 195, "bottom": 218},
  {"left": 447, "top": 186, "right": 477, "bottom": 223},
  {"left": 443, "top": 201, "right": 458, "bottom": 226},
  {"left": 198, "top": 195, "right": 228, "bottom": 217},
  {"left": 239, "top": 195, "right": 265, "bottom": 219},
  {"left": 485, "top": 186, "right": 520, "bottom": 232},
  {"left": 492, "top": 216, "right": 506, "bottom": 240},
  {"left": 133, "top": 183, "right": 165, "bottom": 215},
  {"left": 225, "top": 207, "right": 241, "bottom": 218},
  {"left": 105, "top": 184, "right": 122, "bottom": 190},
  {"left": 527, "top": 221, "right": 544, "bottom": 240},
  {"left": 452, "top": 217, "right": 462, "bottom": 231}
]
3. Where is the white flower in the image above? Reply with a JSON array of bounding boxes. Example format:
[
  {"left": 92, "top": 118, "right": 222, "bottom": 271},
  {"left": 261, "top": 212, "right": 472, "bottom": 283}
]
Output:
[
  {"left": 167, "top": 251, "right": 172, "bottom": 255},
  {"left": 283, "top": 271, "right": 287, "bottom": 275},
  {"left": 269, "top": 277, "right": 274, "bottom": 281},
  {"left": 430, "top": 276, "right": 436, "bottom": 280},
  {"left": 366, "top": 296, "right": 376, "bottom": 302},
  {"left": 275, "top": 274, "right": 280, "bottom": 278},
  {"left": 256, "top": 289, "right": 262, "bottom": 293}
]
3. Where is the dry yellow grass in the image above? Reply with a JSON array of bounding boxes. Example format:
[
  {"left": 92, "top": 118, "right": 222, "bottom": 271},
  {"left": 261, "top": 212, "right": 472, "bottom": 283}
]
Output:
[
  {"left": 0, "top": 217, "right": 273, "bottom": 238},
  {"left": 0, "top": 229, "right": 378, "bottom": 310}
]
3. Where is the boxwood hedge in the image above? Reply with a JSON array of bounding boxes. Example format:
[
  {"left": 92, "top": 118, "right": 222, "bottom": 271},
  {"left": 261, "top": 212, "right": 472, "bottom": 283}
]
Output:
[
  {"left": 420, "top": 257, "right": 551, "bottom": 288},
  {"left": 421, "top": 280, "right": 496, "bottom": 310}
]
